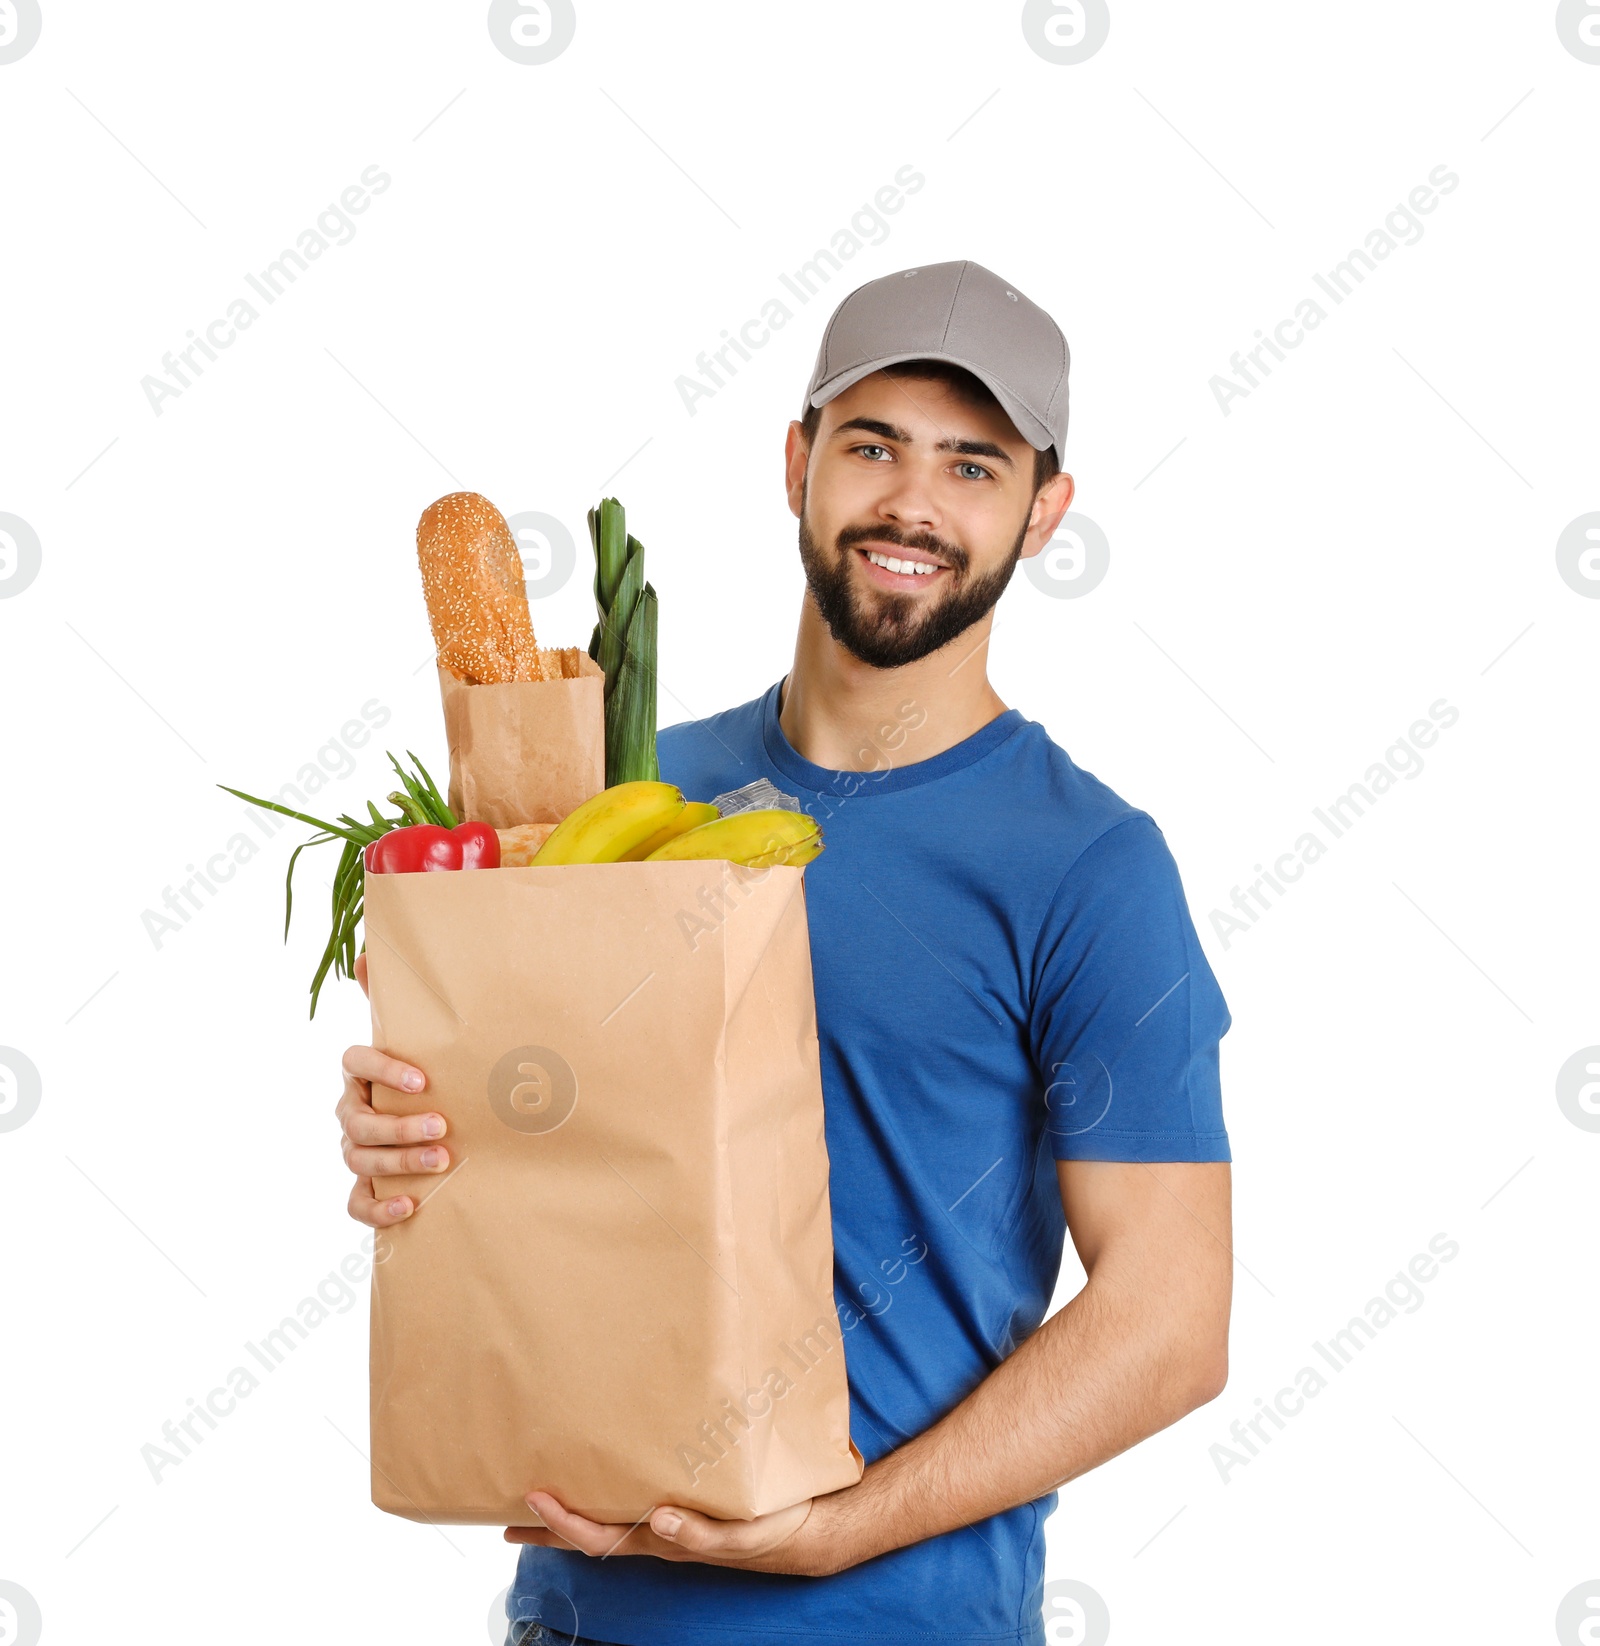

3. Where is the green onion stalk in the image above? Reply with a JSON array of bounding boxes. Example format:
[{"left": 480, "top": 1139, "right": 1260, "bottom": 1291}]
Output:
[{"left": 217, "top": 750, "right": 455, "bottom": 1018}]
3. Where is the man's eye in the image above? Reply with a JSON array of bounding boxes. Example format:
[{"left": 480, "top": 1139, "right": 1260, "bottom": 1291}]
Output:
[{"left": 956, "top": 462, "right": 991, "bottom": 481}]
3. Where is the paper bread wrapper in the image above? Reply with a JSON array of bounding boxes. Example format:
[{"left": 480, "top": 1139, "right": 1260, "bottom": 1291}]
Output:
[{"left": 437, "top": 652, "right": 604, "bottom": 828}]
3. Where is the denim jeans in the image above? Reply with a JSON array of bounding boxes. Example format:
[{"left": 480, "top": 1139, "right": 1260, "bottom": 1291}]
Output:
[{"left": 506, "top": 1624, "right": 620, "bottom": 1646}]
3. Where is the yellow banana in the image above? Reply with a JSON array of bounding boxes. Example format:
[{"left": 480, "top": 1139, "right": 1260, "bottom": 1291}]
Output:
[
  {"left": 742, "top": 834, "right": 823, "bottom": 871},
  {"left": 644, "top": 808, "right": 821, "bottom": 867},
  {"left": 619, "top": 801, "right": 720, "bottom": 862},
  {"left": 530, "top": 781, "right": 685, "bottom": 865}
]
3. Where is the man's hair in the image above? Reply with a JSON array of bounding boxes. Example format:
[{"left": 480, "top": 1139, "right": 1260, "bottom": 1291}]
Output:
[{"left": 798, "top": 358, "right": 1060, "bottom": 492}]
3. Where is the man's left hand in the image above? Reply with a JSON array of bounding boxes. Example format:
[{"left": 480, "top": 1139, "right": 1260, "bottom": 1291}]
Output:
[{"left": 504, "top": 1488, "right": 851, "bottom": 1577}]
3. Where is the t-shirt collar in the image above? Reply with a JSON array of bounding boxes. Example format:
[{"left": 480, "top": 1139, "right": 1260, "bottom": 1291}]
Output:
[{"left": 759, "top": 677, "right": 1024, "bottom": 797}]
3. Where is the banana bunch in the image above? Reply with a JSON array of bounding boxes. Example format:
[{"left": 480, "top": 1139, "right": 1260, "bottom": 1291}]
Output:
[
  {"left": 529, "top": 781, "right": 822, "bottom": 869},
  {"left": 644, "top": 807, "right": 822, "bottom": 869}
]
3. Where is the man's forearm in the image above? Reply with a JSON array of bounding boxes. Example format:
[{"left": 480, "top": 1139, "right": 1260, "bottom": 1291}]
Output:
[{"left": 822, "top": 1276, "right": 1226, "bottom": 1571}]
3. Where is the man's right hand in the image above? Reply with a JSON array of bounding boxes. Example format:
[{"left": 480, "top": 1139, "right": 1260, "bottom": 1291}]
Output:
[{"left": 337, "top": 949, "right": 450, "bottom": 1228}]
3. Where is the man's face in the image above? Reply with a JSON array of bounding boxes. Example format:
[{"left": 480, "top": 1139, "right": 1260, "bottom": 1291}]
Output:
[{"left": 786, "top": 371, "right": 1068, "bottom": 670}]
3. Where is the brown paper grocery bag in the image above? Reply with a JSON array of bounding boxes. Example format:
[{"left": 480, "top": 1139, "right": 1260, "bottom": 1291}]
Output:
[
  {"left": 436, "top": 653, "right": 605, "bottom": 828},
  {"left": 363, "top": 860, "right": 862, "bottom": 1526}
]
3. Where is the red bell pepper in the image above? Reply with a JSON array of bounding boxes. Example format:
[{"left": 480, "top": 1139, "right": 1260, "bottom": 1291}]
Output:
[
  {"left": 452, "top": 820, "right": 500, "bottom": 869},
  {"left": 364, "top": 822, "right": 501, "bottom": 874}
]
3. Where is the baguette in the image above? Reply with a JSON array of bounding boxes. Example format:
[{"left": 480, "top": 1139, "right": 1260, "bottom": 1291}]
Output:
[{"left": 417, "top": 492, "right": 550, "bottom": 684}]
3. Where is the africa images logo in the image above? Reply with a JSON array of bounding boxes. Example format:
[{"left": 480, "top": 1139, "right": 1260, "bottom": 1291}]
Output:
[
  {"left": 0, "top": 0, "right": 42, "bottom": 65},
  {"left": 1042, "top": 1579, "right": 1111, "bottom": 1645},
  {"left": 488, "top": 1045, "right": 579, "bottom": 1134},
  {"left": 1021, "top": 0, "right": 1111, "bottom": 64},
  {"left": 0, "top": 513, "right": 42, "bottom": 599},
  {"left": 1207, "top": 699, "right": 1459, "bottom": 949},
  {"left": 0, "top": 1581, "right": 43, "bottom": 1646},
  {"left": 1025, "top": 513, "right": 1110, "bottom": 599},
  {"left": 0, "top": 1048, "right": 42, "bottom": 1134},
  {"left": 1556, "top": 512, "right": 1600, "bottom": 598},
  {"left": 1555, "top": 1047, "right": 1600, "bottom": 1133},
  {"left": 487, "top": 0, "right": 576, "bottom": 64},
  {"left": 1555, "top": 0, "right": 1600, "bottom": 62}
]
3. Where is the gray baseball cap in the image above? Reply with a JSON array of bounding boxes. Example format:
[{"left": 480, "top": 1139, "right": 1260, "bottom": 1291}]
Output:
[{"left": 801, "top": 260, "right": 1070, "bottom": 467}]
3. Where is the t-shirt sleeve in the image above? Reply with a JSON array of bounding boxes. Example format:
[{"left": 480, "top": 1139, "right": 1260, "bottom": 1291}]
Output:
[{"left": 1029, "top": 813, "right": 1232, "bottom": 1162}]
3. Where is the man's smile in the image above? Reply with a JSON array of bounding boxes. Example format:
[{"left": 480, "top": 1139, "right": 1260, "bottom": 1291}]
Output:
[{"left": 853, "top": 540, "right": 951, "bottom": 591}]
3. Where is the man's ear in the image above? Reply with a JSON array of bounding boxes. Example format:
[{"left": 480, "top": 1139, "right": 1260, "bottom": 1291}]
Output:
[
  {"left": 1019, "top": 471, "right": 1075, "bottom": 559},
  {"left": 784, "top": 421, "right": 810, "bottom": 520}
]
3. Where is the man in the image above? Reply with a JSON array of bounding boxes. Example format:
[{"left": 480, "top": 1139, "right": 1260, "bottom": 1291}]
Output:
[{"left": 338, "top": 260, "right": 1234, "bottom": 1646}]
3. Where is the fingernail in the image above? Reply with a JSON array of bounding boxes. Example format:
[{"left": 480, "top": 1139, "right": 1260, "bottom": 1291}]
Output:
[
  {"left": 420, "top": 1148, "right": 443, "bottom": 1169},
  {"left": 387, "top": 1198, "right": 409, "bottom": 1218},
  {"left": 653, "top": 1511, "right": 682, "bottom": 1538},
  {"left": 402, "top": 1071, "right": 423, "bottom": 1092}
]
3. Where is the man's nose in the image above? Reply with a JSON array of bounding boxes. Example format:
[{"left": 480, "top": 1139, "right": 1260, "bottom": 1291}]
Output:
[{"left": 876, "top": 465, "right": 940, "bottom": 529}]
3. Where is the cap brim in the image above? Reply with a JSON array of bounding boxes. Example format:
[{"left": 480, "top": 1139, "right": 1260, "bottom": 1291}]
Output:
[{"left": 808, "top": 351, "right": 1058, "bottom": 462}]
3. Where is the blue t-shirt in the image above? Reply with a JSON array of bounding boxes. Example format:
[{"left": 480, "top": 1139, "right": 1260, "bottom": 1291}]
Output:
[{"left": 512, "top": 681, "right": 1231, "bottom": 1646}]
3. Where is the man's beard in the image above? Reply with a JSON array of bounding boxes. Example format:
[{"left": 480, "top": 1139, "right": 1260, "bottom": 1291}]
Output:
[{"left": 796, "top": 505, "right": 1029, "bottom": 670}]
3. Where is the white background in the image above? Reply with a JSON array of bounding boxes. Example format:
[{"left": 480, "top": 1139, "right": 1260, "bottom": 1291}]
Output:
[{"left": 2, "top": 2, "right": 1597, "bottom": 1642}]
